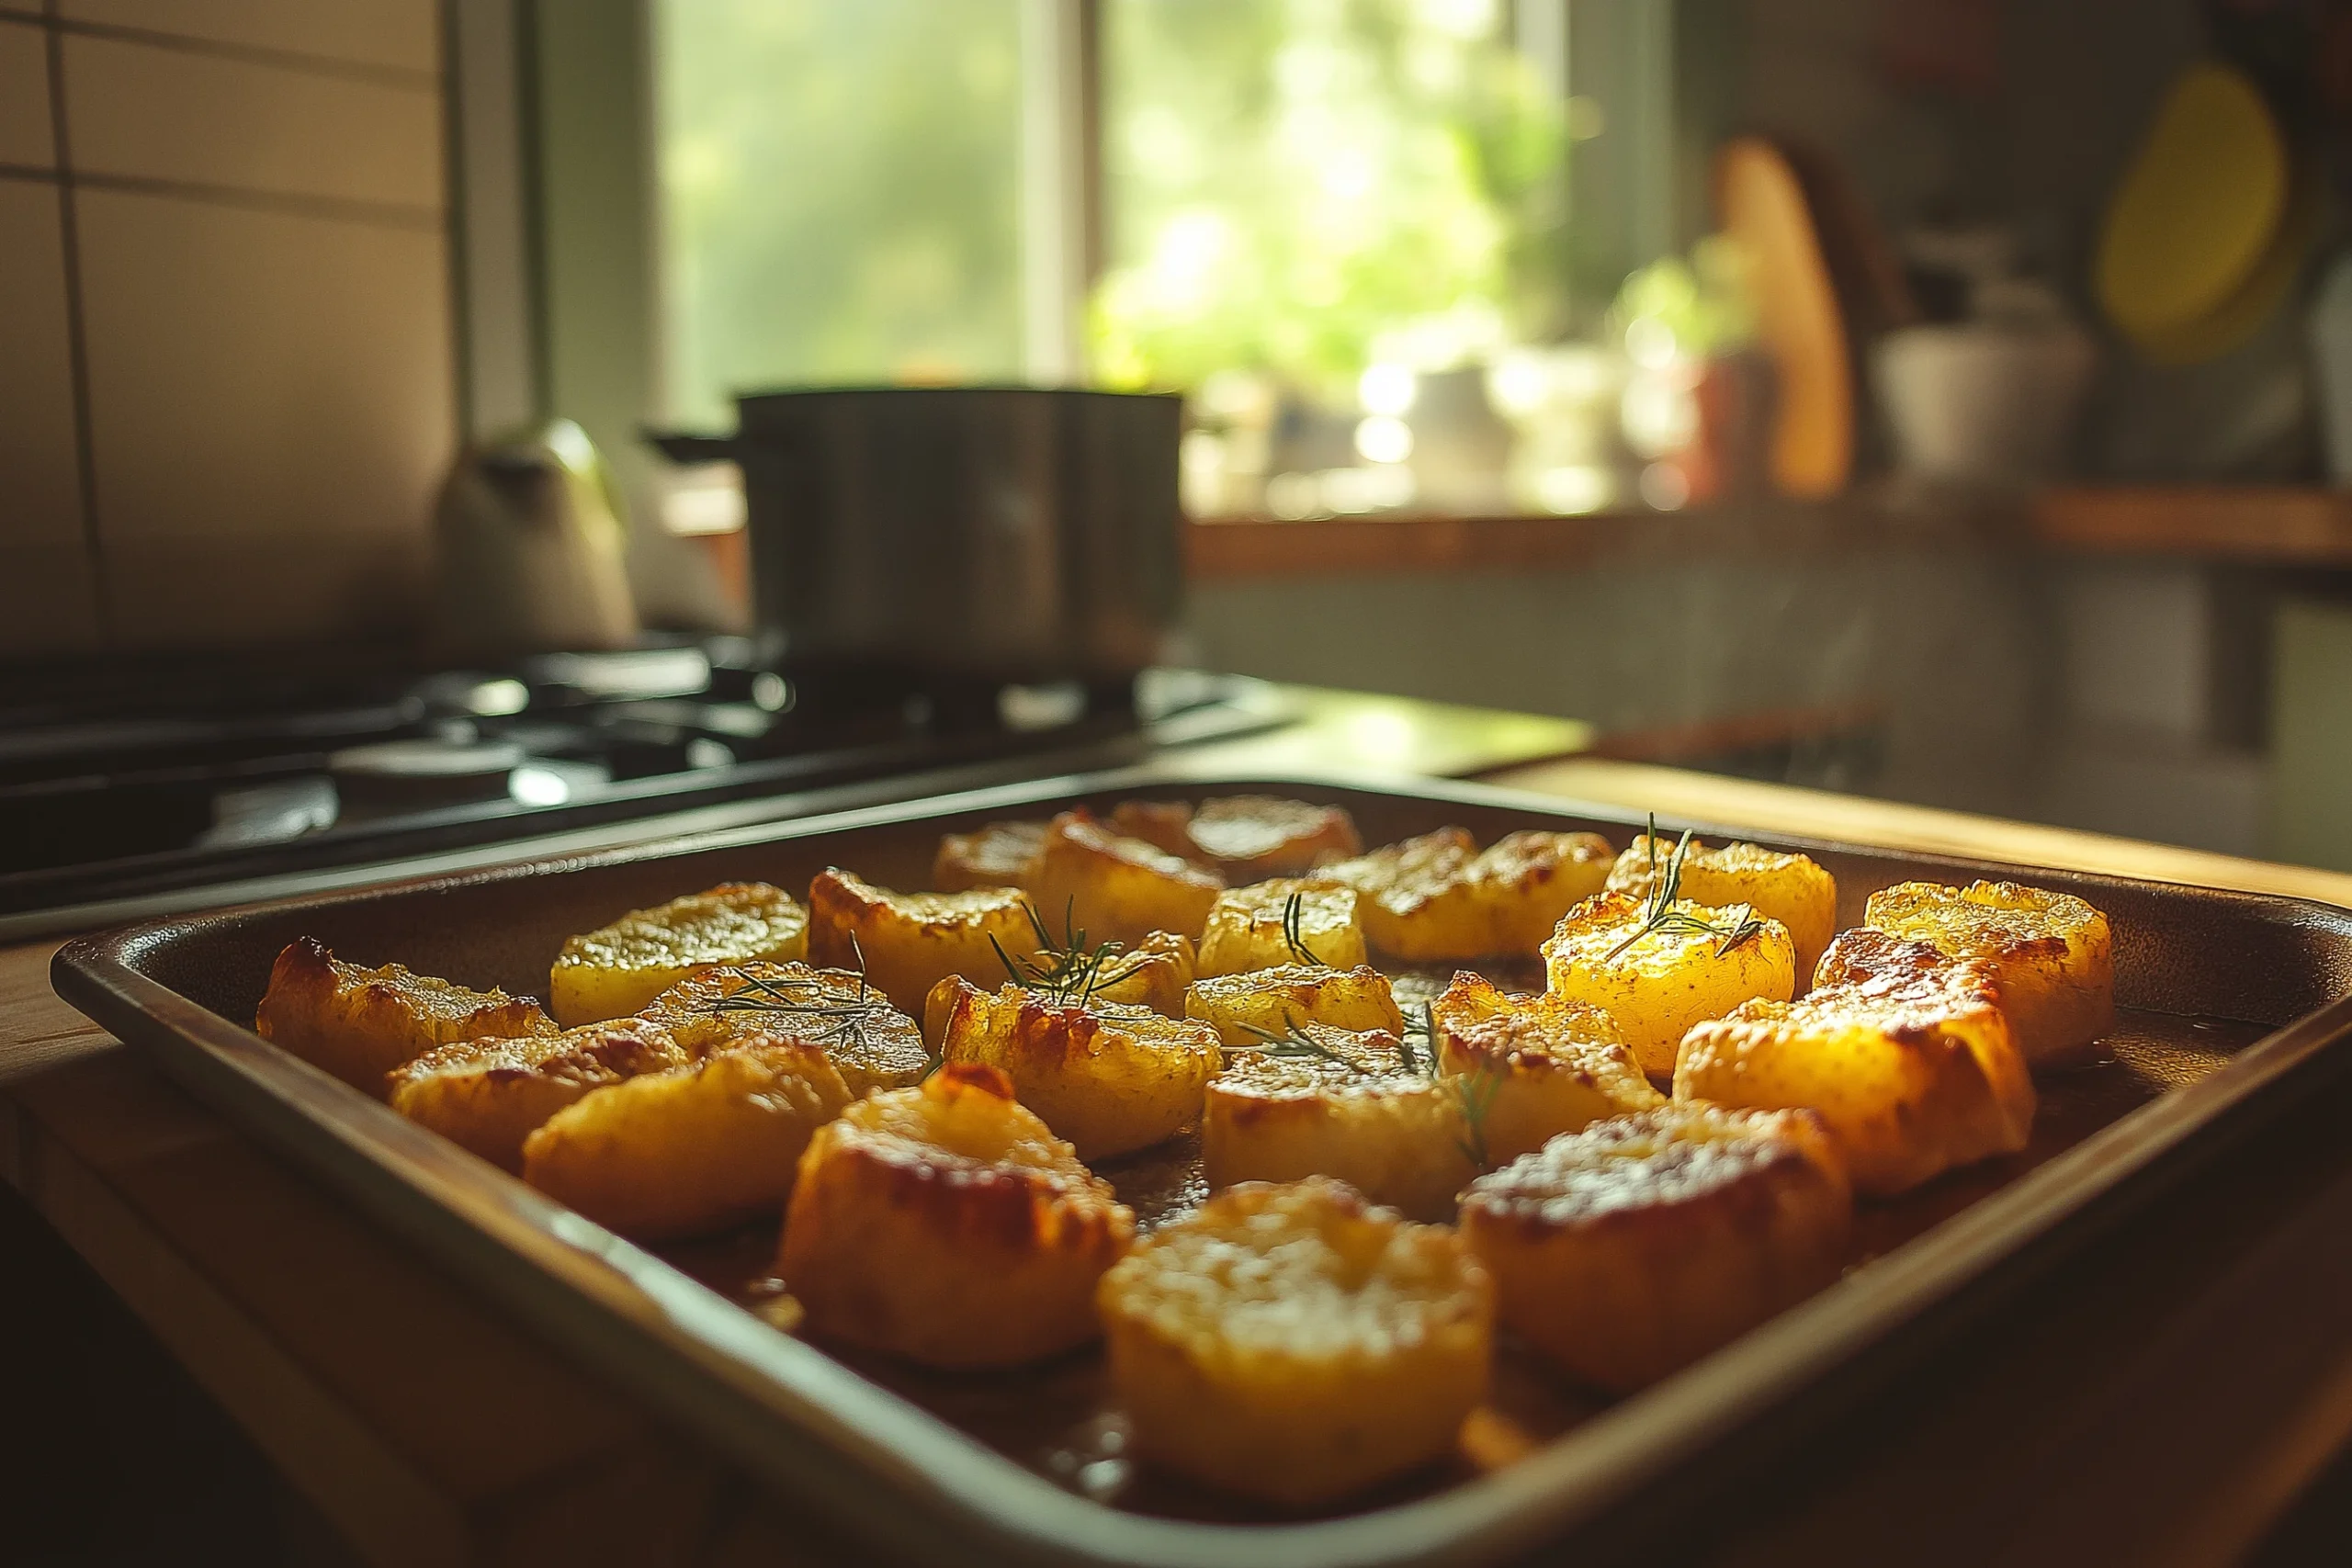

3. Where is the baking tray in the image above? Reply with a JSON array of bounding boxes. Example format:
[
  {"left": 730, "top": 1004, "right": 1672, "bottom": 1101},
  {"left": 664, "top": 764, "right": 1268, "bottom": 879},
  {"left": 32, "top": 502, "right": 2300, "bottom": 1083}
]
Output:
[{"left": 51, "top": 768, "right": 2352, "bottom": 1567}]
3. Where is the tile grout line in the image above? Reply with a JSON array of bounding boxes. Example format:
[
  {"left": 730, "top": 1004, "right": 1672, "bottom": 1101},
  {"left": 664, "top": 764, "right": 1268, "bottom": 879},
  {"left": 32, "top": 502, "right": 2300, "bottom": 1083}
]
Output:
[
  {"left": 0, "top": 162, "right": 442, "bottom": 232},
  {"left": 42, "top": 12, "right": 113, "bottom": 648},
  {"left": 46, "top": 15, "right": 437, "bottom": 94}
]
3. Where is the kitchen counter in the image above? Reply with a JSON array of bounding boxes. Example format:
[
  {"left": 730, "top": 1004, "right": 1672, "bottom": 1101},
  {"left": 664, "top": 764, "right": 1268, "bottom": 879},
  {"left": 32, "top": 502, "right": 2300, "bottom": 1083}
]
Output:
[{"left": 6, "top": 691, "right": 2352, "bottom": 1565}]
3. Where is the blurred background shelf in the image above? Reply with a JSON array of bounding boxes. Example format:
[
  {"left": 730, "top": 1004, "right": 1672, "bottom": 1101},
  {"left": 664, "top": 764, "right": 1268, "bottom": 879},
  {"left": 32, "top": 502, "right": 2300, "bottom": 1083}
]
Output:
[{"left": 2035, "top": 487, "right": 2352, "bottom": 566}]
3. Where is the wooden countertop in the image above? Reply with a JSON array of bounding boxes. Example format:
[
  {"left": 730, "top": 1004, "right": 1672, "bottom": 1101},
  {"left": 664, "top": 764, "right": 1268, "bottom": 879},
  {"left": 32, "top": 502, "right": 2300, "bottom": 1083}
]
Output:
[{"left": 8, "top": 725, "right": 2352, "bottom": 1564}]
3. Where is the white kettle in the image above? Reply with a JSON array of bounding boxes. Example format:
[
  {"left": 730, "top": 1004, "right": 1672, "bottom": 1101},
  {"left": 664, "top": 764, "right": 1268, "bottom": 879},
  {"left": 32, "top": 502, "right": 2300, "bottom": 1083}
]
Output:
[{"left": 430, "top": 419, "right": 639, "bottom": 658}]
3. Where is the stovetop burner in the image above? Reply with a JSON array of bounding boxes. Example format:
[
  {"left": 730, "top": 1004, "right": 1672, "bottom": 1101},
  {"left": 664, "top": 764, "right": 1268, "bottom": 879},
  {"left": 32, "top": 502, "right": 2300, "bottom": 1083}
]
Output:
[{"left": 0, "top": 642, "right": 1287, "bottom": 934}]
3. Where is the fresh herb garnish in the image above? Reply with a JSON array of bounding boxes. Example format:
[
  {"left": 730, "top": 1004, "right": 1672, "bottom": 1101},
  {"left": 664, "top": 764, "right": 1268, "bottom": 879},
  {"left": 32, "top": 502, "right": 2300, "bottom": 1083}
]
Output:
[
  {"left": 1398, "top": 998, "right": 1435, "bottom": 1076},
  {"left": 1227, "top": 1016, "right": 1372, "bottom": 1075},
  {"left": 990, "top": 897, "right": 1150, "bottom": 1008},
  {"left": 1603, "top": 814, "right": 1765, "bottom": 961},
  {"left": 702, "top": 946, "right": 897, "bottom": 1054},
  {"left": 1280, "top": 890, "right": 1324, "bottom": 966},
  {"left": 1452, "top": 1062, "right": 1503, "bottom": 1169}
]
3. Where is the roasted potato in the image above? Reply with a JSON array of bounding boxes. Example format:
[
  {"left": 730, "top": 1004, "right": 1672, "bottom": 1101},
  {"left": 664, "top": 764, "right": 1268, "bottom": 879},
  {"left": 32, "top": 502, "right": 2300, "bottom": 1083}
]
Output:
[
  {"left": 1466, "top": 829, "right": 1617, "bottom": 954},
  {"left": 1098, "top": 1177, "right": 1491, "bottom": 1507},
  {"left": 1195, "top": 878, "right": 1368, "bottom": 977},
  {"left": 1852, "top": 880, "right": 2115, "bottom": 1065},
  {"left": 548, "top": 882, "right": 809, "bottom": 1027},
  {"left": 1203, "top": 1022, "right": 1475, "bottom": 1220},
  {"left": 931, "top": 979, "right": 1221, "bottom": 1159},
  {"left": 1184, "top": 963, "right": 1407, "bottom": 1046},
  {"left": 638, "top": 961, "right": 929, "bottom": 1095},
  {"left": 933, "top": 819, "right": 1047, "bottom": 893},
  {"left": 1458, "top": 1104, "right": 1850, "bottom": 1393},
  {"left": 1320, "top": 828, "right": 1610, "bottom": 960},
  {"left": 520, "top": 1033, "right": 852, "bottom": 1238},
  {"left": 805, "top": 868, "right": 1042, "bottom": 1017},
  {"left": 1316, "top": 828, "right": 1478, "bottom": 959},
  {"left": 779, "top": 1064, "right": 1135, "bottom": 1368},
  {"left": 1674, "top": 939, "right": 2036, "bottom": 1195},
  {"left": 1112, "top": 795, "right": 1363, "bottom": 878},
  {"left": 1029, "top": 811, "right": 1223, "bottom": 947},
  {"left": 387, "top": 1019, "right": 692, "bottom": 1170},
  {"left": 1607, "top": 832, "right": 1838, "bottom": 987},
  {"left": 1543, "top": 890, "right": 1798, "bottom": 1076},
  {"left": 1430, "top": 973, "right": 1665, "bottom": 1165},
  {"left": 254, "top": 936, "right": 554, "bottom": 1095},
  {"left": 1087, "top": 929, "right": 1195, "bottom": 1017}
]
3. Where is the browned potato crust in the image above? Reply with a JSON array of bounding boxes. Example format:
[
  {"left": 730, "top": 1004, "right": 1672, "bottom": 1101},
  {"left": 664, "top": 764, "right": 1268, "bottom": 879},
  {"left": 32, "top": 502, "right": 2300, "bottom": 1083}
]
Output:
[
  {"left": 1195, "top": 878, "right": 1367, "bottom": 976},
  {"left": 933, "top": 819, "right": 1047, "bottom": 893},
  {"left": 1607, "top": 835, "right": 1838, "bottom": 989},
  {"left": 1183, "top": 795, "right": 1364, "bottom": 878},
  {"left": 548, "top": 882, "right": 808, "bottom": 1026},
  {"left": 1321, "top": 828, "right": 1605, "bottom": 960},
  {"left": 1674, "top": 940, "right": 2036, "bottom": 1195},
  {"left": 1184, "top": 963, "right": 1407, "bottom": 1045},
  {"left": 1850, "top": 881, "right": 2115, "bottom": 1066},
  {"left": 254, "top": 936, "right": 554, "bottom": 1096},
  {"left": 1459, "top": 1104, "right": 1850, "bottom": 1393},
  {"left": 1204, "top": 1023, "right": 1475, "bottom": 1220},
  {"left": 1317, "top": 828, "right": 1477, "bottom": 958},
  {"left": 1099, "top": 1177, "right": 1490, "bottom": 1506},
  {"left": 932, "top": 979, "right": 1220, "bottom": 1158},
  {"left": 387, "top": 1018, "right": 691, "bottom": 1169},
  {"left": 1106, "top": 798, "right": 1199, "bottom": 860},
  {"left": 806, "top": 868, "right": 1043, "bottom": 1016},
  {"left": 639, "top": 962, "right": 929, "bottom": 1095},
  {"left": 520, "top": 1033, "right": 852, "bottom": 1238},
  {"left": 1430, "top": 972, "right": 1664, "bottom": 1165},
  {"left": 1029, "top": 811, "right": 1224, "bottom": 947},
  {"left": 1088, "top": 929, "right": 1196, "bottom": 1017},
  {"left": 779, "top": 1064, "right": 1135, "bottom": 1368}
]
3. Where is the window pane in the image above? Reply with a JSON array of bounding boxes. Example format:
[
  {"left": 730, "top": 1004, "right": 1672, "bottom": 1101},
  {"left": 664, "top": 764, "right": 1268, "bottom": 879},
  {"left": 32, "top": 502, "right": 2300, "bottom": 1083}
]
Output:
[
  {"left": 1094, "top": 0, "right": 1567, "bottom": 406},
  {"left": 657, "top": 0, "right": 1024, "bottom": 426}
]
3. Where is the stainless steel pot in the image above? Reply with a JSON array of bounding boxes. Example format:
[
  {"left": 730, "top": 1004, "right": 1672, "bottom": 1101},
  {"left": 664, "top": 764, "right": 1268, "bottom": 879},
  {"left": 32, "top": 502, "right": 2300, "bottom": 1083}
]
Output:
[{"left": 650, "top": 387, "right": 1183, "bottom": 685}]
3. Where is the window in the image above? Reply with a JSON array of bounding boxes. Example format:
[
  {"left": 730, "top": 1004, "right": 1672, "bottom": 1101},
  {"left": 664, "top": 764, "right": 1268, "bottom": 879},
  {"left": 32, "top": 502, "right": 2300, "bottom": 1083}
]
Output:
[{"left": 654, "top": 0, "right": 1658, "bottom": 516}]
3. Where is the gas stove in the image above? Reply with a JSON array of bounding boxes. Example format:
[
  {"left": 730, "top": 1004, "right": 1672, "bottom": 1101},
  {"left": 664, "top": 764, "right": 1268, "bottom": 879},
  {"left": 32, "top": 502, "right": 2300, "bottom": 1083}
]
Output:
[{"left": 0, "top": 641, "right": 1290, "bottom": 940}]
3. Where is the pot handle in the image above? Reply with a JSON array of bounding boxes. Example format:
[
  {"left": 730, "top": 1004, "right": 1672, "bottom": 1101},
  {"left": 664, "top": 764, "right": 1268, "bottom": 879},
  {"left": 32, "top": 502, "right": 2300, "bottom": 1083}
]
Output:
[{"left": 639, "top": 428, "right": 742, "bottom": 466}]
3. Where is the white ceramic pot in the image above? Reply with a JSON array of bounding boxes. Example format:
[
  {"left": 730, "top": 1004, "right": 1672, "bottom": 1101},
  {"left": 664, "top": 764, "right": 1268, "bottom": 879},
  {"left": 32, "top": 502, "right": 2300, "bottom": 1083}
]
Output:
[{"left": 1872, "top": 322, "right": 2098, "bottom": 485}]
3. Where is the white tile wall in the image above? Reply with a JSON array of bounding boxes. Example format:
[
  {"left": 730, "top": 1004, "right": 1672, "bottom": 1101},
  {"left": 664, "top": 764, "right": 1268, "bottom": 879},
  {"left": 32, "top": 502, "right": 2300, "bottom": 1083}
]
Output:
[
  {"left": 58, "top": 0, "right": 436, "bottom": 73},
  {"left": 0, "top": 17, "right": 52, "bottom": 168},
  {"left": 0, "top": 180, "right": 102, "bottom": 653},
  {"left": 64, "top": 31, "right": 442, "bottom": 209},
  {"left": 75, "top": 187, "right": 453, "bottom": 642}
]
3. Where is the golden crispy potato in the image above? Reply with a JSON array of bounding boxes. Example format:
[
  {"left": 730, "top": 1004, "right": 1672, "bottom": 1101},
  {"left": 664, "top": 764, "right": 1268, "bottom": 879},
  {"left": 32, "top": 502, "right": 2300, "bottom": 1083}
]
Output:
[
  {"left": 933, "top": 819, "right": 1047, "bottom": 893},
  {"left": 639, "top": 962, "right": 929, "bottom": 1095},
  {"left": 520, "top": 1034, "right": 852, "bottom": 1238},
  {"left": 1087, "top": 929, "right": 1195, "bottom": 1017},
  {"left": 1204, "top": 1023, "right": 1475, "bottom": 1220},
  {"left": 548, "top": 882, "right": 808, "bottom": 1027},
  {"left": 254, "top": 936, "right": 554, "bottom": 1096},
  {"left": 1029, "top": 811, "right": 1224, "bottom": 947},
  {"left": 1099, "top": 1176, "right": 1490, "bottom": 1506},
  {"left": 805, "top": 868, "right": 1042, "bottom": 1017},
  {"left": 779, "top": 1064, "right": 1134, "bottom": 1368},
  {"left": 1607, "top": 833, "right": 1838, "bottom": 987},
  {"left": 1466, "top": 830, "right": 1617, "bottom": 954},
  {"left": 1321, "top": 828, "right": 1609, "bottom": 960},
  {"left": 1106, "top": 798, "right": 1199, "bottom": 861},
  {"left": 1119, "top": 795, "right": 1364, "bottom": 878},
  {"left": 1544, "top": 890, "right": 1797, "bottom": 1076},
  {"left": 1317, "top": 828, "right": 1478, "bottom": 959},
  {"left": 1430, "top": 973, "right": 1665, "bottom": 1165},
  {"left": 1674, "top": 940, "right": 2036, "bottom": 1195},
  {"left": 1184, "top": 964, "right": 1407, "bottom": 1046},
  {"left": 931, "top": 979, "right": 1221, "bottom": 1159},
  {"left": 1195, "top": 878, "right": 1368, "bottom": 977},
  {"left": 388, "top": 1019, "right": 691, "bottom": 1170},
  {"left": 1853, "top": 880, "right": 2116, "bottom": 1066},
  {"left": 1459, "top": 1104, "right": 1850, "bottom": 1393}
]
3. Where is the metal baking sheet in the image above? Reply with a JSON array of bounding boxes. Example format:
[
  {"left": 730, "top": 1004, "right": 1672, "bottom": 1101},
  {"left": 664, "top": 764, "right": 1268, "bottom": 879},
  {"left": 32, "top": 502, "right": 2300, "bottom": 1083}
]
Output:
[{"left": 51, "top": 769, "right": 2352, "bottom": 1566}]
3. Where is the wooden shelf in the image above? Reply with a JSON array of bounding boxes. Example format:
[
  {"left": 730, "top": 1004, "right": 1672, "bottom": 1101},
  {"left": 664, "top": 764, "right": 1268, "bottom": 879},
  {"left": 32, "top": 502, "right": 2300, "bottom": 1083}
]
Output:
[
  {"left": 1186, "top": 485, "right": 2352, "bottom": 579},
  {"left": 2032, "top": 486, "right": 2352, "bottom": 566}
]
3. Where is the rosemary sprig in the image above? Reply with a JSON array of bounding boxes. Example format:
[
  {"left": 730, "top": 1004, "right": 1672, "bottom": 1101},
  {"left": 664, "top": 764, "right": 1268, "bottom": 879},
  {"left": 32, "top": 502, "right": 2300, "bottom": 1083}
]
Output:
[
  {"left": 1227, "top": 1017, "right": 1371, "bottom": 1075},
  {"left": 1604, "top": 814, "right": 1765, "bottom": 961},
  {"left": 1452, "top": 1063, "right": 1503, "bottom": 1169},
  {"left": 1397, "top": 999, "right": 1435, "bottom": 1076},
  {"left": 1280, "top": 890, "right": 1324, "bottom": 966},
  {"left": 990, "top": 897, "right": 1151, "bottom": 1008},
  {"left": 700, "top": 947, "right": 895, "bottom": 1053}
]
